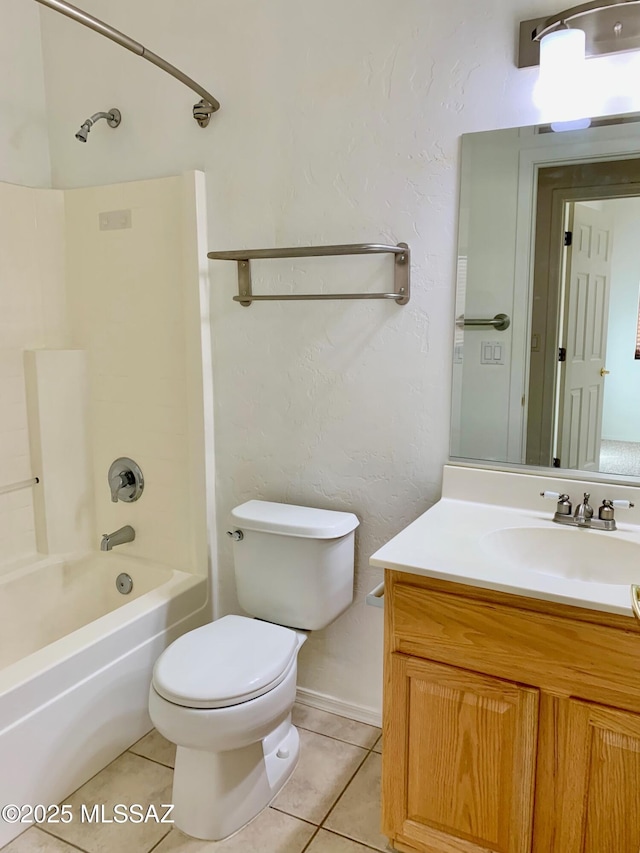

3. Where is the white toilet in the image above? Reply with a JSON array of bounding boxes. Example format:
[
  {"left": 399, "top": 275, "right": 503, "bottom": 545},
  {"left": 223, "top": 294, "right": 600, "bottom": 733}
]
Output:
[{"left": 148, "top": 499, "right": 359, "bottom": 841}]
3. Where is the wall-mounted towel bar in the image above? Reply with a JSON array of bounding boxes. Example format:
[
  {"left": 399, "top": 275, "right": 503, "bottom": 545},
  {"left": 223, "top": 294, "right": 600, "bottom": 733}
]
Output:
[
  {"left": 457, "top": 313, "right": 511, "bottom": 331},
  {"left": 0, "top": 477, "right": 39, "bottom": 497},
  {"left": 207, "top": 242, "right": 410, "bottom": 306}
]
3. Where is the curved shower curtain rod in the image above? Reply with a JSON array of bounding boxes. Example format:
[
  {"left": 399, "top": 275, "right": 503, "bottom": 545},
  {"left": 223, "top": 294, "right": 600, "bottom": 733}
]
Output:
[{"left": 33, "top": 0, "right": 220, "bottom": 126}]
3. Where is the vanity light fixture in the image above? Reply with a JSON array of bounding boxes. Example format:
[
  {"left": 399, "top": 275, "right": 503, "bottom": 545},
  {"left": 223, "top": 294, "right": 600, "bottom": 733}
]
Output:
[
  {"left": 519, "top": 0, "right": 640, "bottom": 69},
  {"left": 520, "top": 1, "right": 640, "bottom": 130},
  {"left": 533, "top": 26, "right": 590, "bottom": 130}
]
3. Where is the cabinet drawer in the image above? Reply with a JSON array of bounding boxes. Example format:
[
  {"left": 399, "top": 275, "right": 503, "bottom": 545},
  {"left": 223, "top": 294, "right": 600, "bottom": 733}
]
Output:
[{"left": 390, "top": 580, "right": 640, "bottom": 713}]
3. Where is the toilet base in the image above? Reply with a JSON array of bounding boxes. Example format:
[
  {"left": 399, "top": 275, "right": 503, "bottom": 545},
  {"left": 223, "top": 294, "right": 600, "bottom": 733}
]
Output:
[{"left": 171, "top": 716, "right": 300, "bottom": 840}]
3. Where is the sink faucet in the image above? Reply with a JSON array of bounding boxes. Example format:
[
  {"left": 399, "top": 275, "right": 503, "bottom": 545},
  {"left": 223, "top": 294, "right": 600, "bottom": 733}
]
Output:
[
  {"left": 573, "top": 493, "right": 594, "bottom": 526},
  {"left": 540, "top": 492, "right": 634, "bottom": 531},
  {"left": 100, "top": 525, "right": 135, "bottom": 551}
]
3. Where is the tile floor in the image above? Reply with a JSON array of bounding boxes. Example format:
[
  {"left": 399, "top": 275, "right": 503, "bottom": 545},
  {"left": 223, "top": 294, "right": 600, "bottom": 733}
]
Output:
[{"left": 2, "top": 704, "right": 390, "bottom": 853}]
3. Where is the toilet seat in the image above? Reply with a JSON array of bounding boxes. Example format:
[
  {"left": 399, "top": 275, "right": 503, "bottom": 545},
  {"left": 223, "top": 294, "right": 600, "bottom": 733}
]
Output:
[{"left": 152, "top": 615, "right": 299, "bottom": 709}]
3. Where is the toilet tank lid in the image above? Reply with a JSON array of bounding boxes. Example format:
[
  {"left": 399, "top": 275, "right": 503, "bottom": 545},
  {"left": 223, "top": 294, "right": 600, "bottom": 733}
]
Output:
[{"left": 231, "top": 500, "right": 359, "bottom": 539}]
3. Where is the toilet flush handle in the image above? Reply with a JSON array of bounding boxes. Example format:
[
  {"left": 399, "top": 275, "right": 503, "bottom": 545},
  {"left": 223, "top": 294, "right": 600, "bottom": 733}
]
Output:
[{"left": 227, "top": 529, "right": 244, "bottom": 542}]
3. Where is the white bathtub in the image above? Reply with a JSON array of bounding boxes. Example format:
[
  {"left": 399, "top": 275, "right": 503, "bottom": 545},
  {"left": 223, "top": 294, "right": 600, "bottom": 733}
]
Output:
[{"left": 0, "top": 552, "right": 207, "bottom": 847}]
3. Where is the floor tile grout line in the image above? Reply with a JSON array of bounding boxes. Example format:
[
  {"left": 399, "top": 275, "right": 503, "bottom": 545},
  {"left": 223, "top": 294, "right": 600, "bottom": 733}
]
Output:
[
  {"left": 126, "top": 748, "right": 175, "bottom": 771},
  {"left": 270, "top": 804, "right": 320, "bottom": 824},
  {"left": 267, "top": 807, "right": 319, "bottom": 829},
  {"left": 36, "top": 820, "right": 171, "bottom": 853},
  {"left": 320, "top": 741, "right": 378, "bottom": 822},
  {"left": 30, "top": 823, "right": 96, "bottom": 853},
  {"left": 300, "top": 824, "right": 322, "bottom": 853},
  {"left": 317, "top": 825, "right": 389, "bottom": 853},
  {"left": 146, "top": 826, "right": 173, "bottom": 853},
  {"left": 317, "top": 743, "right": 372, "bottom": 826},
  {"left": 270, "top": 738, "right": 373, "bottom": 829},
  {"left": 315, "top": 827, "right": 390, "bottom": 852},
  {"left": 294, "top": 722, "right": 381, "bottom": 750}
]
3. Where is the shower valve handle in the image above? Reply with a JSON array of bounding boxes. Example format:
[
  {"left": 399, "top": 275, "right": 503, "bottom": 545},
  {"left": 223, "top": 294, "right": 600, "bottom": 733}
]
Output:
[
  {"left": 107, "top": 458, "right": 144, "bottom": 503},
  {"left": 110, "top": 471, "right": 132, "bottom": 502}
]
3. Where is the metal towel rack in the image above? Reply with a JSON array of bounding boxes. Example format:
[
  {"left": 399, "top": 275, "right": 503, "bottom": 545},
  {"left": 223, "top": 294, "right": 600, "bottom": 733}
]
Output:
[
  {"left": 457, "top": 313, "right": 511, "bottom": 331},
  {"left": 207, "top": 242, "right": 410, "bottom": 306}
]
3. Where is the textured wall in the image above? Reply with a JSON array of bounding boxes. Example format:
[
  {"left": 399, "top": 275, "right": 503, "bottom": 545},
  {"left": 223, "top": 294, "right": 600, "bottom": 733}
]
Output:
[{"left": 38, "top": 0, "right": 635, "bottom": 716}]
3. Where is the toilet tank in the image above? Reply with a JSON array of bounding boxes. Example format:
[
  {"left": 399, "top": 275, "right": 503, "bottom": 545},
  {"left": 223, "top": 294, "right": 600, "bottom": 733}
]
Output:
[{"left": 229, "top": 500, "right": 359, "bottom": 631}]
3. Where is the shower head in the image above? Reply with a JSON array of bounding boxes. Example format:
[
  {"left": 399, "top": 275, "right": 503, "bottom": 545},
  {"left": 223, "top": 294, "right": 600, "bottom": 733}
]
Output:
[
  {"left": 75, "top": 122, "right": 90, "bottom": 143},
  {"left": 74, "top": 108, "right": 121, "bottom": 143}
]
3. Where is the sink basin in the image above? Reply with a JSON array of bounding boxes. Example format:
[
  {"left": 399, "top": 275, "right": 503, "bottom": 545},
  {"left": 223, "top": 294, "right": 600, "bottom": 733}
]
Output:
[{"left": 481, "top": 526, "right": 640, "bottom": 585}]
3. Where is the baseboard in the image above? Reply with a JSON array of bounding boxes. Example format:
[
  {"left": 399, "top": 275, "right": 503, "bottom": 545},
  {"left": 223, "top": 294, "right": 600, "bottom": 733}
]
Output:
[{"left": 296, "top": 687, "right": 382, "bottom": 728}]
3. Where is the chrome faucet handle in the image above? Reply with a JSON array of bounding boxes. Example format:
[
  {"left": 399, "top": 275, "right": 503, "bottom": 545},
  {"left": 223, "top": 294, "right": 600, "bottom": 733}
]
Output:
[
  {"left": 540, "top": 491, "right": 572, "bottom": 515},
  {"left": 599, "top": 498, "right": 635, "bottom": 521},
  {"left": 599, "top": 499, "right": 615, "bottom": 521},
  {"left": 109, "top": 472, "right": 128, "bottom": 502}
]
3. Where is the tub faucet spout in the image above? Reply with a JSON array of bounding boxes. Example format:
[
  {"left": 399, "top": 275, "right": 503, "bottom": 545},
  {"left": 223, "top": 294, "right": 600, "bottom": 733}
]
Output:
[{"left": 101, "top": 525, "right": 135, "bottom": 551}]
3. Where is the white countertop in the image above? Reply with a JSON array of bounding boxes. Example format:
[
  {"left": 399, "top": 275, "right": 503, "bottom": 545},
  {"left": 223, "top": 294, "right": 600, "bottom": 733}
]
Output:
[{"left": 369, "top": 465, "right": 640, "bottom": 618}]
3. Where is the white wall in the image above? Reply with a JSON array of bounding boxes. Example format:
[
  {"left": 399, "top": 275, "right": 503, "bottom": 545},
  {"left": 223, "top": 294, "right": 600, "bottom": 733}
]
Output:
[
  {"left": 0, "top": 1, "right": 51, "bottom": 186},
  {"left": 0, "top": 183, "right": 66, "bottom": 571},
  {"left": 454, "top": 129, "right": 521, "bottom": 461},
  {"left": 602, "top": 197, "right": 640, "bottom": 442},
  {"left": 37, "top": 0, "right": 640, "bottom": 716}
]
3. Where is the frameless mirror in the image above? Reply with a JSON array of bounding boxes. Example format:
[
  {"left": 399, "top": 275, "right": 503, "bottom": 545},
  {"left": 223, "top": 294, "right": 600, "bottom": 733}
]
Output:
[{"left": 451, "top": 114, "right": 640, "bottom": 478}]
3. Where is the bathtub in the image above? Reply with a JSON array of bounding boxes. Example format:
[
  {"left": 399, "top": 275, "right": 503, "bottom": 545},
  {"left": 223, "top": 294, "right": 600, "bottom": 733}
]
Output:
[{"left": 0, "top": 551, "right": 207, "bottom": 847}]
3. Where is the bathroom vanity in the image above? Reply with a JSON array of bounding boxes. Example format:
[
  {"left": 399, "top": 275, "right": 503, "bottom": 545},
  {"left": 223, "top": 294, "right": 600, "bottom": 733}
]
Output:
[{"left": 371, "top": 465, "right": 640, "bottom": 853}]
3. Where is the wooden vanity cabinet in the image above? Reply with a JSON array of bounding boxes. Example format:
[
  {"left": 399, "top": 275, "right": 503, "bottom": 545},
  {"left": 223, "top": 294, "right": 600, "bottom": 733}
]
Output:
[{"left": 382, "top": 570, "right": 640, "bottom": 853}]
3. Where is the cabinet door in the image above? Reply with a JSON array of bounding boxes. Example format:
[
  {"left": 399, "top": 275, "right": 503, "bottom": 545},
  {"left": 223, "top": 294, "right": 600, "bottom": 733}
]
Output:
[
  {"left": 534, "top": 696, "right": 640, "bottom": 853},
  {"left": 382, "top": 654, "right": 538, "bottom": 853}
]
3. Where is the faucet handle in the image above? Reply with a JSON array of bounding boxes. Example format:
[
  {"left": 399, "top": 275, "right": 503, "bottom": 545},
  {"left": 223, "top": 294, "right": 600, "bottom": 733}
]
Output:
[
  {"left": 109, "top": 472, "right": 128, "bottom": 502},
  {"left": 599, "top": 498, "right": 635, "bottom": 521},
  {"left": 107, "top": 457, "right": 144, "bottom": 503},
  {"left": 541, "top": 491, "right": 572, "bottom": 515}
]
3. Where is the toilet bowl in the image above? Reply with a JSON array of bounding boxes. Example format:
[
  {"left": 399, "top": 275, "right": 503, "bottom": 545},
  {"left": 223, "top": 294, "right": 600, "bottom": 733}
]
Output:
[
  {"left": 149, "top": 500, "right": 359, "bottom": 841},
  {"left": 150, "top": 615, "right": 305, "bottom": 840}
]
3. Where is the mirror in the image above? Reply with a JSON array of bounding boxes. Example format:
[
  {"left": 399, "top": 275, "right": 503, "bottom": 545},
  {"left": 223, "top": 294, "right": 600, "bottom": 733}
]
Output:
[{"left": 451, "top": 114, "right": 640, "bottom": 478}]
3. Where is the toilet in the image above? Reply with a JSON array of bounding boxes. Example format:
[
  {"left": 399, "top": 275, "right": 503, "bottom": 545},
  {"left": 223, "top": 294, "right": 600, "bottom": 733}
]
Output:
[{"left": 148, "top": 499, "right": 359, "bottom": 841}]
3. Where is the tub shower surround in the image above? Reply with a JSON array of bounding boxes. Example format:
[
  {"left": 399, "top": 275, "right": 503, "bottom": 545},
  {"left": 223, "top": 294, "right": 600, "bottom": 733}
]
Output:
[{"left": 0, "top": 172, "right": 211, "bottom": 846}]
